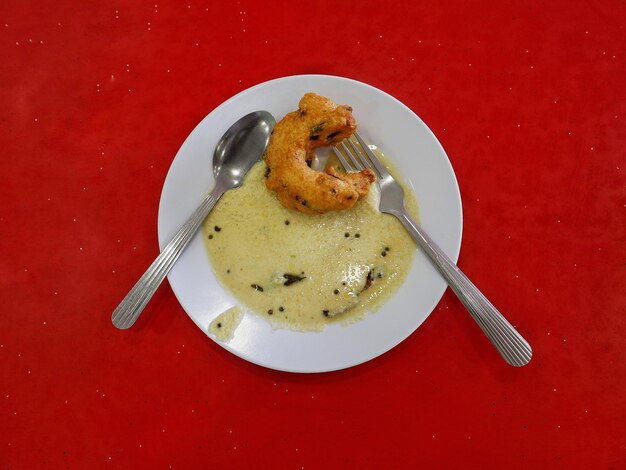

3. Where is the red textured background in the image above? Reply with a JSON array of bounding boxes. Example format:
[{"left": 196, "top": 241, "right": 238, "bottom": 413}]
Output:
[{"left": 1, "top": 1, "right": 625, "bottom": 468}]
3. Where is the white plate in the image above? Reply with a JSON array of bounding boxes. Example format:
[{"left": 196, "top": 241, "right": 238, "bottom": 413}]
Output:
[{"left": 158, "top": 75, "right": 462, "bottom": 373}]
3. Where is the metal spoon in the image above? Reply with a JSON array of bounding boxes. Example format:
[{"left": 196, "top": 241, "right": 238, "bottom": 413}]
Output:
[{"left": 112, "top": 111, "right": 276, "bottom": 329}]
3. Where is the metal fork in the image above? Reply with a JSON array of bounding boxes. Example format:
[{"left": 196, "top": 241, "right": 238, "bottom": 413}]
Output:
[{"left": 334, "top": 133, "right": 532, "bottom": 366}]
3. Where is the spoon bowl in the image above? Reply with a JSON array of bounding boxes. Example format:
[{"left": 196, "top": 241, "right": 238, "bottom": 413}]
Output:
[
  {"left": 112, "top": 111, "right": 276, "bottom": 329},
  {"left": 214, "top": 111, "right": 275, "bottom": 186}
]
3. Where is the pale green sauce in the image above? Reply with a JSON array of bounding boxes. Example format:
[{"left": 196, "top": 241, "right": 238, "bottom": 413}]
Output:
[
  {"left": 203, "top": 152, "right": 418, "bottom": 332},
  {"left": 208, "top": 306, "right": 243, "bottom": 342}
]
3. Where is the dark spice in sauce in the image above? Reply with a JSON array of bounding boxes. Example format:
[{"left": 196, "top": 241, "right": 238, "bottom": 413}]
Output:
[
  {"left": 203, "top": 159, "right": 418, "bottom": 332},
  {"left": 283, "top": 273, "right": 305, "bottom": 286}
]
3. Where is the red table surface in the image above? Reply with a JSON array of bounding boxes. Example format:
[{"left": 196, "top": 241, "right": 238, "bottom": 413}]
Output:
[{"left": 1, "top": 0, "right": 625, "bottom": 468}]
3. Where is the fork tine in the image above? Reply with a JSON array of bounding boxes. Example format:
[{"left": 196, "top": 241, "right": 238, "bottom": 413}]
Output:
[
  {"left": 346, "top": 137, "right": 383, "bottom": 179},
  {"left": 341, "top": 141, "right": 365, "bottom": 171},
  {"left": 335, "top": 133, "right": 391, "bottom": 180},
  {"left": 346, "top": 139, "right": 376, "bottom": 175},
  {"left": 332, "top": 147, "right": 353, "bottom": 172},
  {"left": 354, "top": 132, "right": 390, "bottom": 179}
]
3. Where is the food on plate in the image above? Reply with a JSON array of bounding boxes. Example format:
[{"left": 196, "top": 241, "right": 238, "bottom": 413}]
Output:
[
  {"left": 203, "top": 152, "right": 418, "bottom": 332},
  {"left": 202, "top": 95, "right": 418, "bottom": 332},
  {"left": 264, "top": 93, "right": 376, "bottom": 215},
  {"left": 208, "top": 306, "right": 243, "bottom": 342}
]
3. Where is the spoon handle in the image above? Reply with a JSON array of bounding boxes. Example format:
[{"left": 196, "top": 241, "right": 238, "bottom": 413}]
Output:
[{"left": 112, "top": 185, "right": 225, "bottom": 329}]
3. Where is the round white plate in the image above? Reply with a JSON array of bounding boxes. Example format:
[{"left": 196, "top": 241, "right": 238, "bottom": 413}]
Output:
[{"left": 158, "top": 74, "right": 462, "bottom": 373}]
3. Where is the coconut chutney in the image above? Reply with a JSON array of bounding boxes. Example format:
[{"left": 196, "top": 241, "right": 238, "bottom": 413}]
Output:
[{"left": 203, "top": 153, "right": 418, "bottom": 332}]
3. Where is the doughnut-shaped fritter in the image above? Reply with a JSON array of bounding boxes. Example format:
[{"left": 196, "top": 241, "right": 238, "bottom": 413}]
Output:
[{"left": 264, "top": 93, "right": 376, "bottom": 215}]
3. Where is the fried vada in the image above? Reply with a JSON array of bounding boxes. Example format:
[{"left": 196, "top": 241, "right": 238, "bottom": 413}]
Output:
[{"left": 264, "top": 93, "right": 376, "bottom": 215}]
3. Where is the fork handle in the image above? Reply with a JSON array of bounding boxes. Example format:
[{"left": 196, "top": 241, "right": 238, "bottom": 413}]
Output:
[{"left": 395, "top": 210, "right": 532, "bottom": 366}]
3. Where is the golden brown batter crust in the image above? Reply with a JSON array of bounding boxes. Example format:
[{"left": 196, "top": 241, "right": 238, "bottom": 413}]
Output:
[{"left": 264, "top": 93, "right": 376, "bottom": 214}]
